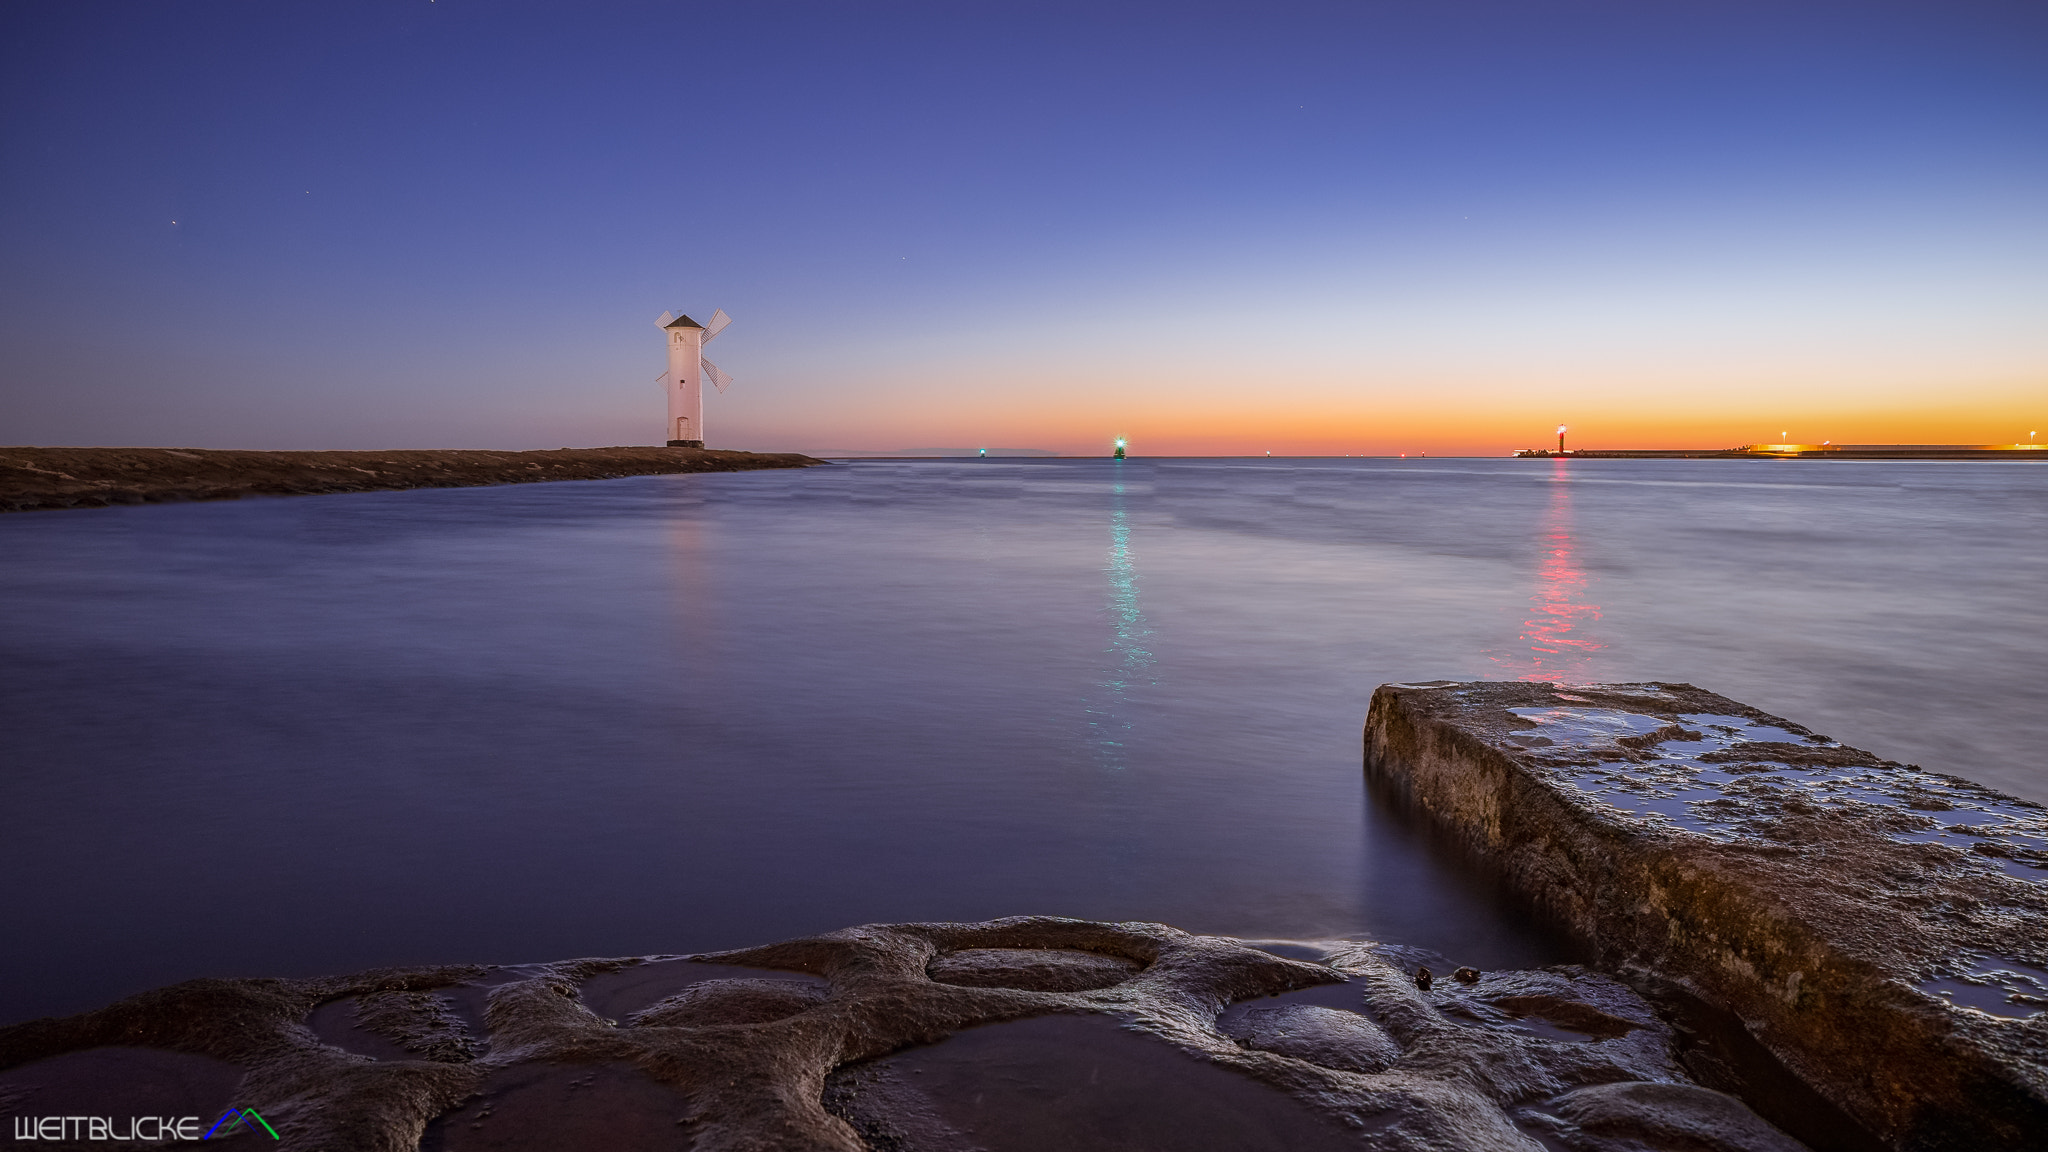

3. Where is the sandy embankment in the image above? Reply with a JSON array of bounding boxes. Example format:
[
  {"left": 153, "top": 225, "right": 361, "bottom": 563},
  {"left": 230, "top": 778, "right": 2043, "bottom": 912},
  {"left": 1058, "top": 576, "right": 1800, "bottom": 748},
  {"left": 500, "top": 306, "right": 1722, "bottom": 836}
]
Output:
[{"left": 0, "top": 445, "right": 821, "bottom": 513}]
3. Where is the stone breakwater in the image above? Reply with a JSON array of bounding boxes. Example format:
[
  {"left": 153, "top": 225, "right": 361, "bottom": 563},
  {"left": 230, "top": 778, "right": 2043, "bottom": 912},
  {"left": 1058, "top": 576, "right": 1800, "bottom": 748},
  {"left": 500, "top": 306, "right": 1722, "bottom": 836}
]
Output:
[
  {"left": 0, "top": 917, "right": 1809, "bottom": 1151},
  {"left": 1364, "top": 681, "right": 2048, "bottom": 1152},
  {"left": 0, "top": 446, "right": 820, "bottom": 512}
]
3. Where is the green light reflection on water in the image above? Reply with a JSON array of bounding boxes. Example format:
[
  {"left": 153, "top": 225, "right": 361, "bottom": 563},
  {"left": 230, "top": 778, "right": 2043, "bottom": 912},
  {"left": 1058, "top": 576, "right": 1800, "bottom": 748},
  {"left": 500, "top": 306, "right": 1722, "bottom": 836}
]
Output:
[{"left": 1087, "top": 476, "right": 1155, "bottom": 771}]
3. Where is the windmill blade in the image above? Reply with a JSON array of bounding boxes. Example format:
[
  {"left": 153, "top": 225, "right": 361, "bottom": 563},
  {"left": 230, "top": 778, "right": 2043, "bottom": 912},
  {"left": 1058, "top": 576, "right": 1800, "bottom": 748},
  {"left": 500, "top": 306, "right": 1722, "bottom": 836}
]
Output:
[
  {"left": 701, "top": 308, "right": 732, "bottom": 343},
  {"left": 655, "top": 310, "right": 675, "bottom": 329},
  {"left": 701, "top": 357, "right": 733, "bottom": 393},
  {"left": 655, "top": 370, "right": 672, "bottom": 390}
]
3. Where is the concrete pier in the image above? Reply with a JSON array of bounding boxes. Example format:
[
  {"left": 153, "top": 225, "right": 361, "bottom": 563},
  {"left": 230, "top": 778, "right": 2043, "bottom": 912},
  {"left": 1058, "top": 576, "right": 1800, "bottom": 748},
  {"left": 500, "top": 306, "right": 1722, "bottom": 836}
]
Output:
[{"left": 1364, "top": 680, "right": 2048, "bottom": 1150}]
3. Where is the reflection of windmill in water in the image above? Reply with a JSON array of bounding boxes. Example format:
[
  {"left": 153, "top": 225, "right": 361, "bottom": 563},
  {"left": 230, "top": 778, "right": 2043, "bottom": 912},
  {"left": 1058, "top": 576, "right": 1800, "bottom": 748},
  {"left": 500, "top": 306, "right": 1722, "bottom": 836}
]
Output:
[{"left": 655, "top": 309, "right": 735, "bottom": 447}]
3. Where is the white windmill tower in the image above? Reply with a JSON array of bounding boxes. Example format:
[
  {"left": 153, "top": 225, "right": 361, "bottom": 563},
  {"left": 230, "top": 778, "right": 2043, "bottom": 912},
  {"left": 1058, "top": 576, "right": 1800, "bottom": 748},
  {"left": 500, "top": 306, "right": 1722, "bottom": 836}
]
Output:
[{"left": 654, "top": 308, "right": 734, "bottom": 447}]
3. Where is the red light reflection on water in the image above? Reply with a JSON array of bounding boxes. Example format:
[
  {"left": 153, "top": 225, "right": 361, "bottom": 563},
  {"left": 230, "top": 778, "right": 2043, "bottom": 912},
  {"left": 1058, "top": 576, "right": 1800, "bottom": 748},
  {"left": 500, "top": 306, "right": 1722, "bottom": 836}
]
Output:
[{"left": 1495, "top": 460, "right": 1604, "bottom": 681}]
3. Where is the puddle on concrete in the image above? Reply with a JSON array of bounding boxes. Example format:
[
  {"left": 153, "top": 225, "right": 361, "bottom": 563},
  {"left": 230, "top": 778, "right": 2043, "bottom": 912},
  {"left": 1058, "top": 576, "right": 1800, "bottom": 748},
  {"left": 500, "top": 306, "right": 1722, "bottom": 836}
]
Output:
[
  {"left": 1918, "top": 956, "right": 2048, "bottom": 1020},
  {"left": 1676, "top": 713, "right": 1823, "bottom": 747},
  {"left": 1507, "top": 707, "right": 1673, "bottom": 745},
  {"left": 1504, "top": 703, "right": 2048, "bottom": 883}
]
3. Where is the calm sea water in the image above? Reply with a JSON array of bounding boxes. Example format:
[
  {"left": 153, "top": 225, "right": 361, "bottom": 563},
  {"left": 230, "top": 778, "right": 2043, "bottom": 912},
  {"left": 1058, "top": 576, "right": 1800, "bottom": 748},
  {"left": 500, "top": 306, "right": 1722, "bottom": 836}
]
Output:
[{"left": 3, "top": 457, "right": 2043, "bottom": 1024}]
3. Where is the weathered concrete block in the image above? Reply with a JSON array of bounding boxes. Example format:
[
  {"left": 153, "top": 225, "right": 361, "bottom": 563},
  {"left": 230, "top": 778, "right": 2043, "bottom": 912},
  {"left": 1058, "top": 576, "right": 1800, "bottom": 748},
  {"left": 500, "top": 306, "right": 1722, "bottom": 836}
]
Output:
[{"left": 1364, "top": 680, "right": 2048, "bottom": 1151}]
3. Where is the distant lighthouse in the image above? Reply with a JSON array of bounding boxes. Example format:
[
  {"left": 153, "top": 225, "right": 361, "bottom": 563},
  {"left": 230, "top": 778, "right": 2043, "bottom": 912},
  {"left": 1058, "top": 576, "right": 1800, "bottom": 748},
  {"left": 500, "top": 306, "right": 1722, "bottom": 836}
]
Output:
[{"left": 655, "top": 309, "right": 733, "bottom": 447}]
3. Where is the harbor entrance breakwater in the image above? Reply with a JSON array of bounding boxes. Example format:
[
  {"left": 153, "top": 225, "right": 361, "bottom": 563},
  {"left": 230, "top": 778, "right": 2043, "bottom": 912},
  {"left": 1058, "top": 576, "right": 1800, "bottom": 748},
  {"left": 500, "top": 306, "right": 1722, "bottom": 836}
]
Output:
[
  {"left": 0, "top": 446, "right": 819, "bottom": 513},
  {"left": 1512, "top": 444, "right": 2046, "bottom": 460}
]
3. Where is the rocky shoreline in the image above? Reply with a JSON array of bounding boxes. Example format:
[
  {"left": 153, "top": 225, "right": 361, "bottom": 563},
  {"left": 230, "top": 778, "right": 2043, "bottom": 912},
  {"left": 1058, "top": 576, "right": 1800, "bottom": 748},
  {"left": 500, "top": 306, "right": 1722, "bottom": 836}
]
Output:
[
  {"left": 1365, "top": 681, "right": 2048, "bottom": 1151},
  {"left": 1, "top": 917, "right": 1810, "bottom": 1151},
  {"left": 0, "top": 446, "right": 820, "bottom": 513}
]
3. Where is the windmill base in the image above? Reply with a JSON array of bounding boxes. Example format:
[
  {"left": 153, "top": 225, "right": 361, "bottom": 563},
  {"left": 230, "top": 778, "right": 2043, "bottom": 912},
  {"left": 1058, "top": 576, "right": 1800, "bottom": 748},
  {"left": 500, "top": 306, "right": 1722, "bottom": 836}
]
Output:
[{"left": 666, "top": 440, "right": 704, "bottom": 448}]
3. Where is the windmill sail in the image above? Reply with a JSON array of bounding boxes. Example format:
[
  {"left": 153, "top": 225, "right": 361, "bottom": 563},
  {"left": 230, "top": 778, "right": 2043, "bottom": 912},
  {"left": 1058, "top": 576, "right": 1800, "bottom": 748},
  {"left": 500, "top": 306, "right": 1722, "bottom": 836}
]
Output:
[
  {"left": 702, "top": 308, "right": 732, "bottom": 343},
  {"left": 701, "top": 357, "right": 733, "bottom": 393},
  {"left": 655, "top": 369, "right": 672, "bottom": 390},
  {"left": 655, "top": 311, "right": 675, "bottom": 328}
]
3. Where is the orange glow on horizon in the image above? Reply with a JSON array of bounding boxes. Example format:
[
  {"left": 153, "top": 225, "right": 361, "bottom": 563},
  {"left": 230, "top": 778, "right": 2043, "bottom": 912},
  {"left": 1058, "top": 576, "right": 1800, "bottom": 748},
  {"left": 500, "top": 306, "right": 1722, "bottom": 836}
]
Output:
[
  {"left": 724, "top": 359, "right": 2042, "bottom": 457},
  {"left": 744, "top": 402, "right": 2045, "bottom": 457}
]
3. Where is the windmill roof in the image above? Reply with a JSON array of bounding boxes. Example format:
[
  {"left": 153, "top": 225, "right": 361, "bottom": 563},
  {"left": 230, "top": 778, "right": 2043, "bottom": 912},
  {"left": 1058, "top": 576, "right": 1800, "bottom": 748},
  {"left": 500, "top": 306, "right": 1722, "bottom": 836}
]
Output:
[{"left": 664, "top": 314, "right": 706, "bottom": 329}]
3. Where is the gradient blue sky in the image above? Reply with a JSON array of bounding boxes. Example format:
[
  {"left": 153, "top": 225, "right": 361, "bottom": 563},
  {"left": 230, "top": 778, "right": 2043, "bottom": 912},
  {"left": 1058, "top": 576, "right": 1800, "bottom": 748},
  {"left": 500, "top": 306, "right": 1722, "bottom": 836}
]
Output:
[{"left": 3, "top": 0, "right": 2043, "bottom": 454}]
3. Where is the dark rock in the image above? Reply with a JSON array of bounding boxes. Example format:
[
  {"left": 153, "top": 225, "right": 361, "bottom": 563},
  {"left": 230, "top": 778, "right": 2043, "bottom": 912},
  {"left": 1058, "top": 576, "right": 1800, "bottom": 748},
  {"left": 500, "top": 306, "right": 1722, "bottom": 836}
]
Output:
[
  {"left": 1220, "top": 1003, "right": 1401, "bottom": 1073},
  {"left": 1618, "top": 724, "right": 1705, "bottom": 750},
  {"left": 350, "top": 990, "right": 479, "bottom": 1063},
  {"left": 925, "top": 947, "right": 1140, "bottom": 992},
  {"left": 1415, "top": 965, "right": 1434, "bottom": 990},
  {"left": 1489, "top": 994, "right": 1641, "bottom": 1041},
  {"left": 1520, "top": 1080, "right": 1809, "bottom": 1152},
  {"left": 1454, "top": 966, "right": 1481, "bottom": 984},
  {"left": 627, "top": 978, "right": 828, "bottom": 1027},
  {"left": 577, "top": 960, "right": 828, "bottom": 1024}
]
